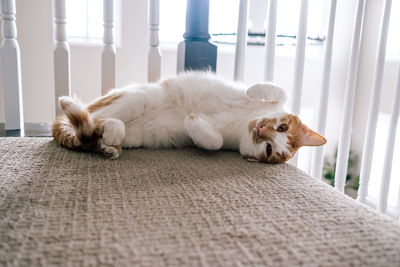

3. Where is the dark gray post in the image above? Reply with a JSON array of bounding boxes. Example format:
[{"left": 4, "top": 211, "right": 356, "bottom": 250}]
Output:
[{"left": 177, "top": 0, "right": 217, "bottom": 73}]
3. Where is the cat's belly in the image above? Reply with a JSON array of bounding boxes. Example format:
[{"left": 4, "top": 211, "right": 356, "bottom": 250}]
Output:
[{"left": 121, "top": 114, "right": 191, "bottom": 149}]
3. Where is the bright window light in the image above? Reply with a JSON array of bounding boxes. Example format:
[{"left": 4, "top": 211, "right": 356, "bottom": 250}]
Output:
[
  {"left": 160, "top": 0, "right": 240, "bottom": 44},
  {"left": 159, "top": 0, "right": 329, "bottom": 46},
  {"left": 66, "top": 0, "right": 111, "bottom": 41},
  {"left": 276, "top": 0, "right": 328, "bottom": 37},
  {"left": 387, "top": 0, "right": 400, "bottom": 59},
  {"left": 209, "top": 0, "right": 240, "bottom": 35},
  {"left": 159, "top": 0, "right": 186, "bottom": 43}
]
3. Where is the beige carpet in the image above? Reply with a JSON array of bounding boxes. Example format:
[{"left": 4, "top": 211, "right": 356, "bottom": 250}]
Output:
[{"left": 1, "top": 137, "right": 400, "bottom": 266}]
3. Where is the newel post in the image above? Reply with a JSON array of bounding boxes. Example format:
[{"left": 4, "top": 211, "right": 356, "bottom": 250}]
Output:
[{"left": 177, "top": 0, "right": 217, "bottom": 73}]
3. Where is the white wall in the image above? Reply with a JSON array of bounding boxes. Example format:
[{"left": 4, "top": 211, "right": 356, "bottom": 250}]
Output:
[{"left": 1, "top": 0, "right": 399, "bottom": 170}]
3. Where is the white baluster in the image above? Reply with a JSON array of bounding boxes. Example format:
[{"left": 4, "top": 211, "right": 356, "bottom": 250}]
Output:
[
  {"left": 378, "top": 66, "right": 400, "bottom": 214},
  {"left": 358, "top": 0, "right": 392, "bottom": 203},
  {"left": 264, "top": 0, "right": 277, "bottom": 82},
  {"left": 53, "top": 0, "right": 71, "bottom": 116},
  {"left": 234, "top": 0, "right": 248, "bottom": 81},
  {"left": 148, "top": 0, "right": 161, "bottom": 82},
  {"left": 397, "top": 180, "right": 400, "bottom": 220},
  {"left": 289, "top": 0, "right": 308, "bottom": 166},
  {"left": 102, "top": 0, "right": 116, "bottom": 95},
  {"left": 334, "top": 0, "right": 366, "bottom": 193},
  {"left": 0, "top": 0, "right": 24, "bottom": 130},
  {"left": 310, "top": 0, "right": 337, "bottom": 179},
  {"left": 290, "top": 0, "right": 308, "bottom": 115}
]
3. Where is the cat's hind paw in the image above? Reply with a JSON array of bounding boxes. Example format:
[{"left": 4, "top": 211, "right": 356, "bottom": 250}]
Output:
[
  {"left": 100, "top": 141, "right": 122, "bottom": 159},
  {"left": 184, "top": 114, "right": 223, "bottom": 151},
  {"left": 246, "top": 83, "right": 287, "bottom": 105},
  {"left": 102, "top": 118, "right": 126, "bottom": 146}
]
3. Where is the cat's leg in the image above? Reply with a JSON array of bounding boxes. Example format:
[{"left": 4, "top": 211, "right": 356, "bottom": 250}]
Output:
[
  {"left": 246, "top": 82, "right": 287, "bottom": 105},
  {"left": 95, "top": 118, "right": 125, "bottom": 159},
  {"left": 184, "top": 114, "right": 223, "bottom": 150},
  {"left": 120, "top": 121, "right": 143, "bottom": 148},
  {"left": 98, "top": 118, "right": 126, "bottom": 146},
  {"left": 90, "top": 87, "right": 157, "bottom": 123}
]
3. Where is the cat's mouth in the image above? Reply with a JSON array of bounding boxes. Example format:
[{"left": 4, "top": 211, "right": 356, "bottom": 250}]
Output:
[{"left": 266, "top": 143, "right": 272, "bottom": 158}]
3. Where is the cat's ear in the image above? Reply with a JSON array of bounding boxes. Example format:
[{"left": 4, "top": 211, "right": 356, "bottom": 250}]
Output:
[{"left": 300, "top": 124, "right": 327, "bottom": 146}]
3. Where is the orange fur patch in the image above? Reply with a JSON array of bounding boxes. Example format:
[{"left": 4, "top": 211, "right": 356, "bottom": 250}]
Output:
[
  {"left": 53, "top": 116, "right": 103, "bottom": 152},
  {"left": 285, "top": 114, "right": 305, "bottom": 151},
  {"left": 53, "top": 107, "right": 122, "bottom": 158},
  {"left": 248, "top": 114, "right": 308, "bottom": 163},
  {"left": 259, "top": 151, "right": 289, "bottom": 164},
  {"left": 66, "top": 110, "right": 90, "bottom": 130},
  {"left": 87, "top": 93, "right": 123, "bottom": 113},
  {"left": 52, "top": 116, "right": 80, "bottom": 148}
]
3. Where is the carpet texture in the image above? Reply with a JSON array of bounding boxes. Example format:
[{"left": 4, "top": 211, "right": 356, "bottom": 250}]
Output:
[{"left": 1, "top": 137, "right": 400, "bottom": 266}]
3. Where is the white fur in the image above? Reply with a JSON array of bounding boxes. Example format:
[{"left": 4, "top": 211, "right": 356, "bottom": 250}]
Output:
[
  {"left": 246, "top": 82, "right": 287, "bottom": 104},
  {"left": 272, "top": 113, "right": 291, "bottom": 155},
  {"left": 272, "top": 134, "right": 291, "bottom": 155},
  {"left": 89, "top": 72, "right": 289, "bottom": 160},
  {"left": 184, "top": 114, "right": 223, "bottom": 150},
  {"left": 239, "top": 131, "right": 267, "bottom": 159},
  {"left": 59, "top": 96, "right": 88, "bottom": 121},
  {"left": 101, "top": 118, "right": 126, "bottom": 146}
]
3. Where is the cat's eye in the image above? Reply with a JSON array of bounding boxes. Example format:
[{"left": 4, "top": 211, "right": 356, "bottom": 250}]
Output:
[
  {"left": 277, "top": 124, "right": 288, "bottom": 132},
  {"left": 266, "top": 143, "right": 272, "bottom": 158}
]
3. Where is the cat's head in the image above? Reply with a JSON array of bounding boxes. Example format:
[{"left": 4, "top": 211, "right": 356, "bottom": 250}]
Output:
[{"left": 240, "top": 113, "right": 326, "bottom": 163}]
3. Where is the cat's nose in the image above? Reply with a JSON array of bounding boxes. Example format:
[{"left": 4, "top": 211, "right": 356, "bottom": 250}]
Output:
[
  {"left": 257, "top": 126, "right": 267, "bottom": 136},
  {"left": 257, "top": 126, "right": 273, "bottom": 137},
  {"left": 256, "top": 126, "right": 262, "bottom": 135}
]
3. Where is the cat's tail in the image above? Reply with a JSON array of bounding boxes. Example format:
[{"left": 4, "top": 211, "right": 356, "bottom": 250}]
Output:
[{"left": 52, "top": 96, "right": 99, "bottom": 150}]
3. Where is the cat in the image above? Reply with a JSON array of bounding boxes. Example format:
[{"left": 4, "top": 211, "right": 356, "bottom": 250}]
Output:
[{"left": 52, "top": 72, "right": 326, "bottom": 163}]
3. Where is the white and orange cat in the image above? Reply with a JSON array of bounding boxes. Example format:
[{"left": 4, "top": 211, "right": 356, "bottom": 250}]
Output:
[{"left": 52, "top": 72, "right": 326, "bottom": 163}]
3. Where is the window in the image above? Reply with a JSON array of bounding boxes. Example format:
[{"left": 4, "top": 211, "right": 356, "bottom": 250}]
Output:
[
  {"left": 273, "top": 0, "right": 328, "bottom": 46},
  {"left": 387, "top": 0, "right": 400, "bottom": 59},
  {"left": 159, "top": 0, "right": 329, "bottom": 47},
  {"left": 66, "top": 0, "right": 117, "bottom": 44},
  {"left": 159, "top": 0, "right": 240, "bottom": 44},
  {"left": 159, "top": 0, "right": 186, "bottom": 43}
]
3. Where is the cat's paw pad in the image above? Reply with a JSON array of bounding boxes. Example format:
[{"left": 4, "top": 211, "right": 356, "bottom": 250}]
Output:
[
  {"left": 246, "top": 83, "right": 287, "bottom": 105},
  {"left": 101, "top": 143, "right": 121, "bottom": 159},
  {"left": 185, "top": 114, "right": 203, "bottom": 129},
  {"left": 103, "top": 119, "right": 125, "bottom": 146},
  {"left": 189, "top": 114, "right": 199, "bottom": 120}
]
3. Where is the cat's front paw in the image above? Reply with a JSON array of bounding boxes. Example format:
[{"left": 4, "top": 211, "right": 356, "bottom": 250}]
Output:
[
  {"left": 184, "top": 114, "right": 223, "bottom": 150},
  {"left": 102, "top": 119, "right": 126, "bottom": 146}
]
